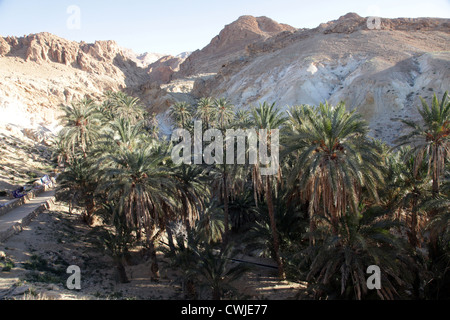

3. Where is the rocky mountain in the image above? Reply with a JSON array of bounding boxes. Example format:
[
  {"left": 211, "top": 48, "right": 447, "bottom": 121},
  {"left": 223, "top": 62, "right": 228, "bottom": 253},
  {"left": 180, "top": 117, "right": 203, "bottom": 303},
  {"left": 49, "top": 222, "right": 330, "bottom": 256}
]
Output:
[
  {"left": 0, "top": 32, "right": 178, "bottom": 133},
  {"left": 176, "top": 15, "right": 297, "bottom": 78},
  {"left": 0, "top": 33, "right": 138, "bottom": 125},
  {"left": 176, "top": 52, "right": 191, "bottom": 60},
  {"left": 190, "top": 13, "right": 450, "bottom": 143},
  {"left": 121, "top": 48, "right": 167, "bottom": 68},
  {"left": 0, "top": 14, "right": 449, "bottom": 145},
  {"left": 146, "top": 55, "right": 188, "bottom": 84}
]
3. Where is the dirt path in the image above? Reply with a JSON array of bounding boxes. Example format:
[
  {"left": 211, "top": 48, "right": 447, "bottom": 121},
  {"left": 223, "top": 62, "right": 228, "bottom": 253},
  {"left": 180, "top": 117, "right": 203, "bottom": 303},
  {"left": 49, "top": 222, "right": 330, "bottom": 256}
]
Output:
[
  {"left": 0, "top": 189, "right": 56, "bottom": 242},
  {"left": 0, "top": 201, "right": 307, "bottom": 300}
]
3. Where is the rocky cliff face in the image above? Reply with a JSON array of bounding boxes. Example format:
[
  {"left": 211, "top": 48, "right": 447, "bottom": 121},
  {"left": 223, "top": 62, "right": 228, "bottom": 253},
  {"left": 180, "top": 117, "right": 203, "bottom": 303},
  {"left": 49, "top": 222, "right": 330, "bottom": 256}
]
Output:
[
  {"left": 191, "top": 13, "right": 450, "bottom": 143},
  {"left": 121, "top": 49, "right": 167, "bottom": 68},
  {"left": 146, "top": 55, "right": 187, "bottom": 84},
  {"left": 1, "top": 14, "right": 449, "bottom": 145},
  {"left": 0, "top": 32, "right": 175, "bottom": 131},
  {"left": 176, "top": 15, "right": 296, "bottom": 78},
  {"left": 0, "top": 32, "right": 146, "bottom": 79}
]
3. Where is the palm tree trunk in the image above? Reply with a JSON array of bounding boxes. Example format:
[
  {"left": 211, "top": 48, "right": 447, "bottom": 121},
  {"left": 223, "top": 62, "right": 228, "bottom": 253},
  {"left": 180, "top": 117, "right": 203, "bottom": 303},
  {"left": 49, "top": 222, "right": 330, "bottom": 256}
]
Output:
[
  {"left": 408, "top": 209, "right": 419, "bottom": 248},
  {"left": 182, "top": 198, "right": 191, "bottom": 233},
  {"left": 149, "top": 239, "right": 160, "bottom": 281},
  {"left": 115, "top": 259, "right": 129, "bottom": 283},
  {"left": 223, "top": 169, "right": 230, "bottom": 244},
  {"left": 430, "top": 146, "right": 440, "bottom": 257},
  {"left": 212, "top": 287, "right": 221, "bottom": 300},
  {"left": 432, "top": 169, "right": 439, "bottom": 198},
  {"left": 431, "top": 144, "right": 441, "bottom": 198},
  {"left": 407, "top": 192, "right": 420, "bottom": 248},
  {"left": 84, "top": 196, "right": 95, "bottom": 225},
  {"left": 331, "top": 211, "right": 339, "bottom": 236},
  {"left": 266, "top": 177, "right": 285, "bottom": 280},
  {"left": 166, "top": 225, "right": 176, "bottom": 253}
]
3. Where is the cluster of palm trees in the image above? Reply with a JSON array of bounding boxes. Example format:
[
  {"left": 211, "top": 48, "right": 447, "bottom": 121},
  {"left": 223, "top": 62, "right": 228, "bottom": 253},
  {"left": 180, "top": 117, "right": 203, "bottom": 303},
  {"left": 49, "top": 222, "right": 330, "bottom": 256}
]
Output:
[{"left": 54, "top": 91, "right": 449, "bottom": 299}]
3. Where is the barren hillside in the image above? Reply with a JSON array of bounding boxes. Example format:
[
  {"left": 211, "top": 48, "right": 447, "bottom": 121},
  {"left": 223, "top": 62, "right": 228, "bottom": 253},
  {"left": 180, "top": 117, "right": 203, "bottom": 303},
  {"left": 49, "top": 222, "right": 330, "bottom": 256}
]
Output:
[{"left": 190, "top": 13, "right": 450, "bottom": 143}]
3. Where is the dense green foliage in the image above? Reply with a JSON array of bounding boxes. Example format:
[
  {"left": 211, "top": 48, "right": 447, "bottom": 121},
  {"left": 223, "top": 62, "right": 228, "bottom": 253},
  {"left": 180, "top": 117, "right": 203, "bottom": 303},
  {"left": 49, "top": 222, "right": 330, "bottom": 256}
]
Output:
[{"left": 54, "top": 91, "right": 449, "bottom": 300}]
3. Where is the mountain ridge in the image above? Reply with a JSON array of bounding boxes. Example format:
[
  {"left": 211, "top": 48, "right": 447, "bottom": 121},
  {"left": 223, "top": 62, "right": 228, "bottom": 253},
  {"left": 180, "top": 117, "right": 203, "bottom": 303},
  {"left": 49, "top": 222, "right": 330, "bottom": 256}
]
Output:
[
  {"left": 0, "top": 13, "right": 449, "bottom": 144},
  {"left": 188, "top": 13, "right": 450, "bottom": 143},
  {"left": 176, "top": 15, "right": 297, "bottom": 77}
]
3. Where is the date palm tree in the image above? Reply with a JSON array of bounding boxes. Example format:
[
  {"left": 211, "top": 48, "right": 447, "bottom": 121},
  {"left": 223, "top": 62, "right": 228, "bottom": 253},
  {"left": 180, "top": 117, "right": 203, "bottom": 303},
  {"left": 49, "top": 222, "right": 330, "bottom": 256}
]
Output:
[
  {"left": 163, "top": 228, "right": 202, "bottom": 299},
  {"left": 95, "top": 202, "right": 135, "bottom": 283},
  {"left": 234, "top": 109, "right": 253, "bottom": 129},
  {"left": 104, "top": 117, "right": 147, "bottom": 150},
  {"left": 306, "top": 206, "right": 416, "bottom": 300},
  {"left": 283, "top": 102, "right": 384, "bottom": 238},
  {"left": 422, "top": 165, "right": 450, "bottom": 298},
  {"left": 424, "top": 165, "right": 450, "bottom": 244},
  {"left": 98, "top": 145, "right": 177, "bottom": 280},
  {"left": 169, "top": 101, "right": 193, "bottom": 128},
  {"left": 396, "top": 92, "right": 450, "bottom": 197},
  {"left": 208, "top": 98, "right": 235, "bottom": 242},
  {"left": 384, "top": 147, "right": 430, "bottom": 247},
  {"left": 251, "top": 101, "right": 286, "bottom": 279},
  {"left": 196, "top": 200, "right": 225, "bottom": 244},
  {"left": 107, "top": 91, "right": 145, "bottom": 123},
  {"left": 195, "top": 243, "right": 249, "bottom": 300},
  {"left": 196, "top": 97, "right": 214, "bottom": 129},
  {"left": 59, "top": 97, "right": 101, "bottom": 158},
  {"left": 51, "top": 132, "right": 71, "bottom": 168},
  {"left": 212, "top": 98, "right": 235, "bottom": 129},
  {"left": 56, "top": 156, "right": 98, "bottom": 224},
  {"left": 172, "top": 164, "right": 211, "bottom": 230}
]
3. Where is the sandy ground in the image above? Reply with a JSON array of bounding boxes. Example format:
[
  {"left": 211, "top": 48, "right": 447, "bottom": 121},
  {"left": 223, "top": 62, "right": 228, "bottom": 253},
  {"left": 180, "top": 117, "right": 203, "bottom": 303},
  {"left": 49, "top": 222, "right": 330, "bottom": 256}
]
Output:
[{"left": 0, "top": 201, "right": 307, "bottom": 300}]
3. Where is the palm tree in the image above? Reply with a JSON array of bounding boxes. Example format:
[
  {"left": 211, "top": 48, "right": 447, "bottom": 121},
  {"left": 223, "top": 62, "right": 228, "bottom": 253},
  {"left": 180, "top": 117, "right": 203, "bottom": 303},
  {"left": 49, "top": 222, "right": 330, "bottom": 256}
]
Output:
[
  {"left": 172, "top": 164, "right": 211, "bottom": 230},
  {"left": 104, "top": 117, "right": 147, "bottom": 150},
  {"left": 95, "top": 203, "right": 135, "bottom": 283},
  {"left": 56, "top": 156, "right": 98, "bottom": 224},
  {"left": 283, "top": 102, "right": 384, "bottom": 238},
  {"left": 234, "top": 109, "right": 253, "bottom": 129},
  {"left": 306, "top": 206, "right": 417, "bottom": 300},
  {"left": 59, "top": 97, "right": 101, "bottom": 158},
  {"left": 195, "top": 243, "right": 249, "bottom": 300},
  {"left": 209, "top": 157, "right": 251, "bottom": 243},
  {"left": 196, "top": 200, "right": 225, "bottom": 244},
  {"left": 422, "top": 165, "right": 450, "bottom": 298},
  {"left": 212, "top": 98, "right": 235, "bottom": 129},
  {"left": 251, "top": 101, "right": 286, "bottom": 279},
  {"left": 107, "top": 91, "right": 145, "bottom": 123},
  {"left": 196, "top": 97, "right": 214, "bottom": 128},
  {"left": 208, "top": 98, "right": 235, "bottom": 243},
  {"left": 163, "top": 228, "right": 202, "bottom": 299},
  {"left": 229, "top": 190, "right": 258, "bottom": 232},
  {"left": 169, "top": 101, "right": 193, "bottom": 128},
  {"left": 396, "top": 92, "right": 450, "bottom": 197},
  {"left": 97, "top": 96, "right": 117, "bottom": 123},
  {"left": 384, "top": 147, "right": 430, "bottom": 247},
  {"left": 424, "top": 165, "right": 450, "bottom": 244},
  {"left": 51, "top": 132, "right": 71, "bottom": 169},
  {"left": 243, "top": 189, "right": 307, "bottom": 267},
  {"left": 98, "top": 145, "right": 177, "bottom": 280}
]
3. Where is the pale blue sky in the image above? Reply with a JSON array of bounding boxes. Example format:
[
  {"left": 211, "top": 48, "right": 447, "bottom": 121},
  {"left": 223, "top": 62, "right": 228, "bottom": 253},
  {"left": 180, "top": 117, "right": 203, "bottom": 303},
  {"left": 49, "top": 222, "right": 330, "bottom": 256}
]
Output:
[{"left": 0, "top": 0, "right": 449, "bottom": 55}]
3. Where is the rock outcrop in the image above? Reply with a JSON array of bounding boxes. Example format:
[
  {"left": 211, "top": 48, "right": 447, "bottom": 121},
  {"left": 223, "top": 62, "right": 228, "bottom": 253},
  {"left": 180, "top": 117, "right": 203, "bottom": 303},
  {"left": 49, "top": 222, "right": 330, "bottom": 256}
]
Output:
[
  {"left": 0, "top": 32, "right": 154, "bottom": 129},
  {"left": 176, "top": 15, "right": 296, "bottom": 77},
  {"left": 146, "top": 55, "right": 187, "bottom": 84},
  {"left": 121, "top": 49, "right": 167, "bottom": 68},
  {"left": 1, "top": 13, "right": 449, "bottom": 145},
  {"left": 191, "top": 13, "right": 450, "bottom": 143}
]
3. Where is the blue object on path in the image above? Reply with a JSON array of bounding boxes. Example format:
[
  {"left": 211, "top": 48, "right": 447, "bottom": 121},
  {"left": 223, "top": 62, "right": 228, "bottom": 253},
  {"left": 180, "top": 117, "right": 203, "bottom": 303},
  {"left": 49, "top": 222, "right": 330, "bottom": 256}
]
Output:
[{"left": 12, "top": 187, "right": 26, "bottom": 198}]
